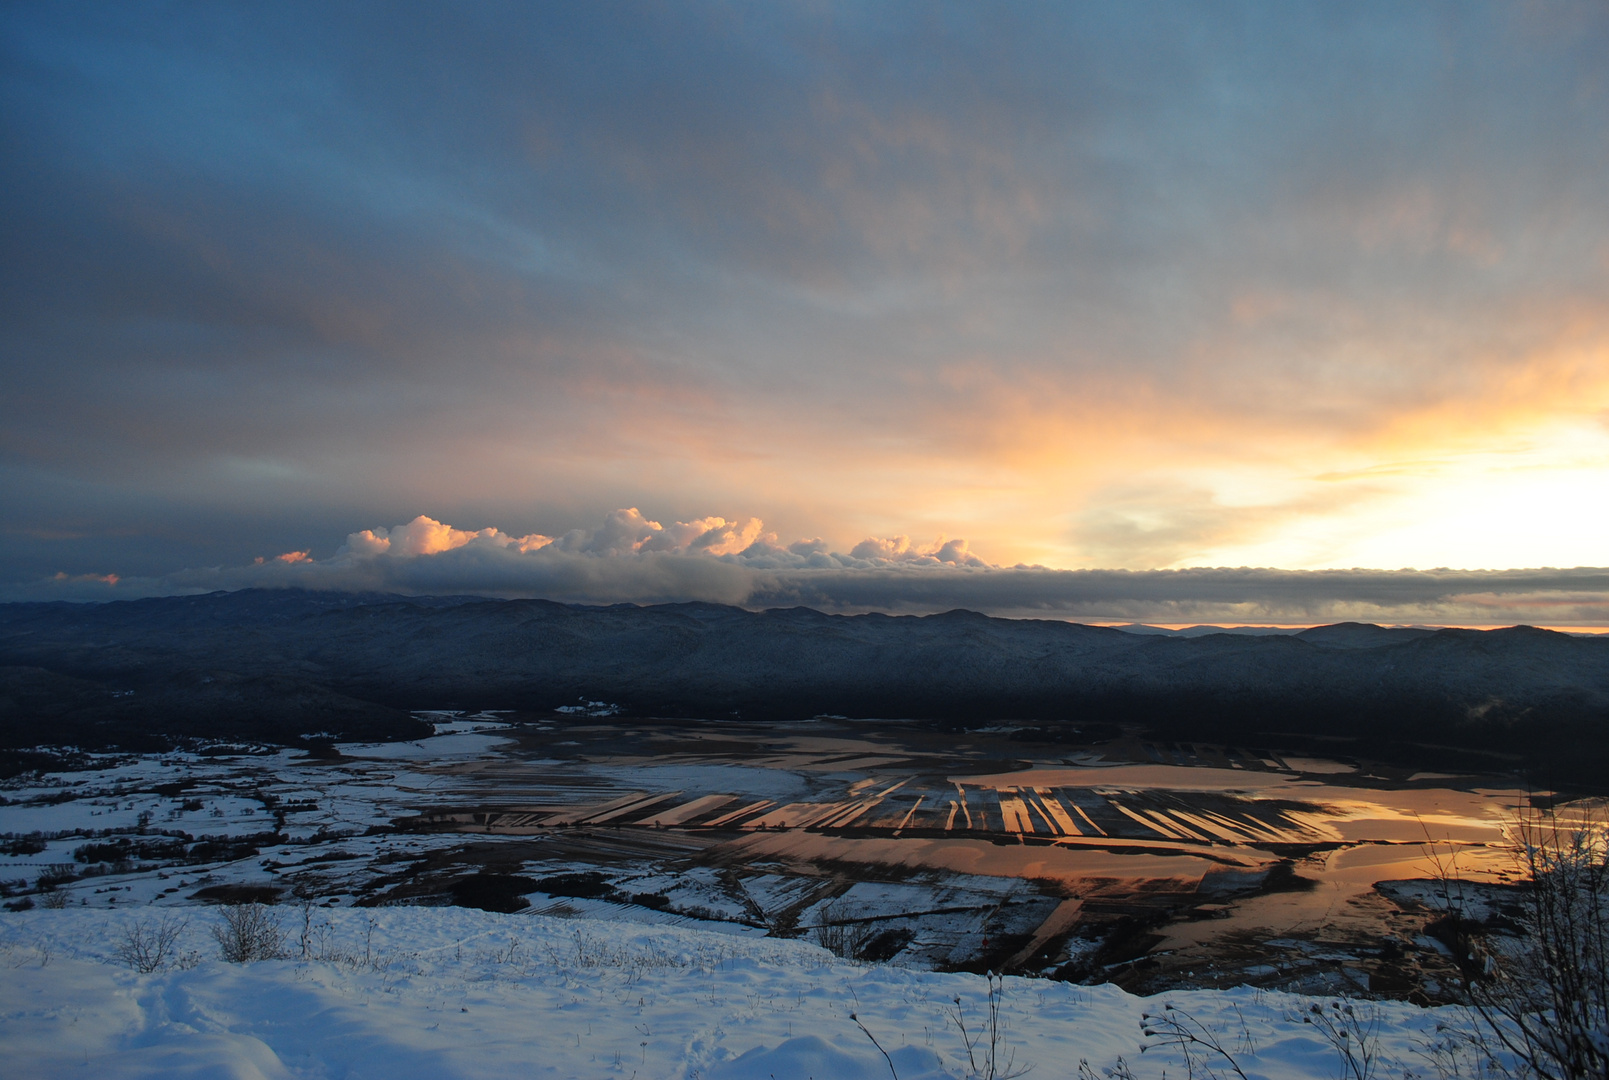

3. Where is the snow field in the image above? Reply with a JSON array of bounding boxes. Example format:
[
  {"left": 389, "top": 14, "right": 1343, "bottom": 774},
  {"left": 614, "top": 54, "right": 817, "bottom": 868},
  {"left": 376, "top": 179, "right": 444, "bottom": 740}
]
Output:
[{"left": 2, "top": 906, "right": 1478, "bottom": 1079}]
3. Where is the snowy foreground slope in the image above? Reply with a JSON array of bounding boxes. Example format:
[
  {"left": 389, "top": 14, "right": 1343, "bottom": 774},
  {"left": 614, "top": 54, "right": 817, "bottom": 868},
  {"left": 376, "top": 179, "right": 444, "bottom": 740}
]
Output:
[{"left": 2, "top": 907, "right": 1477, "bottom": 1080}]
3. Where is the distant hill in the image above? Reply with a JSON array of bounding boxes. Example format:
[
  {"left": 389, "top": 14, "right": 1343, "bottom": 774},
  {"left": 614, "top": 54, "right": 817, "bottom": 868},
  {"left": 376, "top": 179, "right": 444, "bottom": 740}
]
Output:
[
  {"left": 1107, "top": 624, "right": 1303, "bottom": 638},
  {"left": 2, "top": 590, "right": 1606, "bottom": 781},
  {"left": 1293, "top": 622, "right": 1438, "bottom": 649}
]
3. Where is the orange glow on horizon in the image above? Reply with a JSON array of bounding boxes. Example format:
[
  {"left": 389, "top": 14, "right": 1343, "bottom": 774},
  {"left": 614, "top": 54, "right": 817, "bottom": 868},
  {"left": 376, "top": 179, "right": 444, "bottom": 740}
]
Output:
[{"left": 1081, "top": 622, "right": 1609, "bottom": 635}]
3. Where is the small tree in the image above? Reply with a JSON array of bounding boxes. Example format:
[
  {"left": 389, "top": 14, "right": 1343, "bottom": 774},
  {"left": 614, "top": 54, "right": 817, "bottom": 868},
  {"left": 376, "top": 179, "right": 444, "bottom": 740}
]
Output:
[{"left": 212, "top": 902, "right": 285, "bottom": 963}]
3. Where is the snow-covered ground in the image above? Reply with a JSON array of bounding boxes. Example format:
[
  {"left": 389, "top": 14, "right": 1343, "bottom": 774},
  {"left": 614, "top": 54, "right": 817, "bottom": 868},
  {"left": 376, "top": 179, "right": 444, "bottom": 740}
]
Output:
[{"left": 1, "top": 905, "right": 1491, "bottom": 1080}]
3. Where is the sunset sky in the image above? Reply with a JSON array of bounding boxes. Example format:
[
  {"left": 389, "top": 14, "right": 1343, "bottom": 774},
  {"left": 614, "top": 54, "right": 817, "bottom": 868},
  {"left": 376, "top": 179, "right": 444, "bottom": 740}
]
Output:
[{"left": 4, "top": 3, "right": 1608, "bottom": 624}]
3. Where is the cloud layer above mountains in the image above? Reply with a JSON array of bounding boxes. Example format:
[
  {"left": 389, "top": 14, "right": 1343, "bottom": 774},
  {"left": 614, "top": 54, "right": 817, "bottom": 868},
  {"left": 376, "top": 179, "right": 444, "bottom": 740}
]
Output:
[{"left": 19, "top": 510, "right": 1609, "bottom": 629}]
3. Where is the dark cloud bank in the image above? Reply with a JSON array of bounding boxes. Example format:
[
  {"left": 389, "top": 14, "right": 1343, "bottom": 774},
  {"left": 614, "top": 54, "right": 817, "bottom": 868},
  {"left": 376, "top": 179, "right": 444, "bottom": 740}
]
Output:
[{"left": 15, "top": 511, "right": 1609, "bottom": 628}]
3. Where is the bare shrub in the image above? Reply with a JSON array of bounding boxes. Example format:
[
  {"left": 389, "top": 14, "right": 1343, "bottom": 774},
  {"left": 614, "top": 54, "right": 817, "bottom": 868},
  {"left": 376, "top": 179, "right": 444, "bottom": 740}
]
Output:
[
  {"left": 212, "top": 901, "right": 285, "bottom": 962},
  {"left": 36, "top": 863, "right": 76, "bottom": 890},
  {"left": 812, "top": 900, "right": 874, "bottom": 960},
  {"left": 1296, "top": 999, "right": 1384, "bottom": 1080},
  {"left": 38, "top": 890, "right": 69, "bottom": 909},
  {"left": 946, "top": 972, "right": 1032, "bottom": 1080},
  {"left": 850, "top": 1012, "right": 900, "bottom": 1080},
  {"left": 1140, "top": 1001, "right": 1249, "bottom": 1080},
  {"left": 2, "top": 941, "right": 51, "bottom": 968},
  {"left": 114, "top": 913, "right": 188, "bottom": 972},
  {"left": 1416, "top": 1021, "right": 1512, "bottom": 1080},
  {"left": 1457, "top": 801, "right": 1609, "bottom": 1080}
]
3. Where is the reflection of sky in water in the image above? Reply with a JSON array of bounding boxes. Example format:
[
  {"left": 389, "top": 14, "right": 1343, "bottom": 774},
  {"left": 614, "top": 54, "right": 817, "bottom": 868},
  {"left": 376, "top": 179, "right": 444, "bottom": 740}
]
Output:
[
  {"left": 953, "top": 762, "right": 1527, "bottom": 852},
  {"left": 1316, "top": 790, "right": 1516, "bottom": 845},
  {"left": 953, "top": 764, "right": 1289, "bottom": 792},
  {"left": 587, "top": 764, "right": 814, "bottom": 801}
]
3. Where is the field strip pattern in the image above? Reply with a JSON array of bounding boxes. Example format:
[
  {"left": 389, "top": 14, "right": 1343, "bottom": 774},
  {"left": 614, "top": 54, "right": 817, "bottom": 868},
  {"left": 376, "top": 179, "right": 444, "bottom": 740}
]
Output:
[{"left": 425, "top": 776, "right": 1337, "bottom": 850}]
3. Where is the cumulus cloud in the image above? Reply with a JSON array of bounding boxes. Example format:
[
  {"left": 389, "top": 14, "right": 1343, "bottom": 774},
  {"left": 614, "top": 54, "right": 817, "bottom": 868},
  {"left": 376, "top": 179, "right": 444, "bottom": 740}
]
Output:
[
  {"left": 848, "top": 535, "right": 987, "bottom": 567},
  {"left": 11, "top": 510, "right": 987, "bottom": 607},
  {"left": 546, "top": 509, "right": 765, "bottom": 559},
  {"left": 8, "top": 510, "right": 1609, "bottom": 629},
  {"left": 339, "top": 517, "right": 548, "bottom": 559},
  {"left": 255, "top": 550, "right": 312, "bottom": 564},
  {"left": 47, "top": 571, "right": 121, "bottom": 589}
]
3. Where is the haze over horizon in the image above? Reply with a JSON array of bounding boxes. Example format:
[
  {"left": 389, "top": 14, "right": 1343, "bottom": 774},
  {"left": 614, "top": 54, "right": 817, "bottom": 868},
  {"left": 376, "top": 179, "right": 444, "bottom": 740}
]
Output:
[{"left": 4, "top": 3, "right": 1608, "bottom": 624}]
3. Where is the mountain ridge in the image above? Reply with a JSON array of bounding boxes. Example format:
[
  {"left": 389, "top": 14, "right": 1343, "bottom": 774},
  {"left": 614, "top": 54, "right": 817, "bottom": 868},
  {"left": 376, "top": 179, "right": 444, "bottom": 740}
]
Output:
[{"left": 2, "top": 589, "right": 1605, "bottom": 780}]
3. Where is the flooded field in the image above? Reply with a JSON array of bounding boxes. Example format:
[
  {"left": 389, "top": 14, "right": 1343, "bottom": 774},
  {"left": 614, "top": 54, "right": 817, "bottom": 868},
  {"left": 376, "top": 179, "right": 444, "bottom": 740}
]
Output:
[{"left": 0, "top": 712, "right": 1555, "bottom": 1000}]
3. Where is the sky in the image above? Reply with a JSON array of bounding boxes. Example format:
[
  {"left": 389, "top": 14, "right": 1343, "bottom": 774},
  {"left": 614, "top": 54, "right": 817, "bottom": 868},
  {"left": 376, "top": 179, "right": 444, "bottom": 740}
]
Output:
[{"left": 3, "top": 2, "right": 1609, "bottom": 624}]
